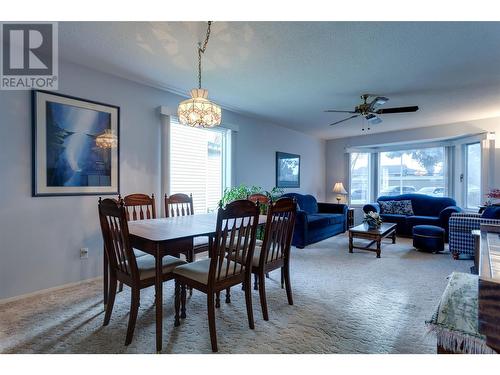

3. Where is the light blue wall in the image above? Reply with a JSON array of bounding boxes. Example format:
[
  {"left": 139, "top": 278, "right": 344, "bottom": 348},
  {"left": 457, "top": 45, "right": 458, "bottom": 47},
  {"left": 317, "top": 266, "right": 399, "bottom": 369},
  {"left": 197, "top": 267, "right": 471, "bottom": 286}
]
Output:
[{"left": 0, "top": 62, "right": 325, "bottom": 299}]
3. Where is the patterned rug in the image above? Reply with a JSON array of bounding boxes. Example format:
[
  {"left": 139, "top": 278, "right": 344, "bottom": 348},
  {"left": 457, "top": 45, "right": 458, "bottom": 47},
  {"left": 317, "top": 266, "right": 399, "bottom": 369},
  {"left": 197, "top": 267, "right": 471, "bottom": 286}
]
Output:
[{"left": 0, "top": 234, "right": 471, "bottom": 353}]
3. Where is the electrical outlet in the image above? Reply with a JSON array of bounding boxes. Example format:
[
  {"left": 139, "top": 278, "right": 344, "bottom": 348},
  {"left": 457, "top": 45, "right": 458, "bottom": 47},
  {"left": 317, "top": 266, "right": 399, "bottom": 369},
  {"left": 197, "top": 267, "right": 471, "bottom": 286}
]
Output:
[{"left": 80, "top": 248, "right": 89, "bottom": 259}]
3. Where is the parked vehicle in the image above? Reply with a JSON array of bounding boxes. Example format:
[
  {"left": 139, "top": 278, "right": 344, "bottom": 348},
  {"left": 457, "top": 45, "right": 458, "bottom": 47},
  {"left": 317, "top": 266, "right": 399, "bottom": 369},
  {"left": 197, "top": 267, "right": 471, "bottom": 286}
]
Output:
[
  {"left": 416, "top": 187, "right": 445, "bottom": 197},
  {"left": 380, "top": 186, "right": 416, "bottom": 196}
]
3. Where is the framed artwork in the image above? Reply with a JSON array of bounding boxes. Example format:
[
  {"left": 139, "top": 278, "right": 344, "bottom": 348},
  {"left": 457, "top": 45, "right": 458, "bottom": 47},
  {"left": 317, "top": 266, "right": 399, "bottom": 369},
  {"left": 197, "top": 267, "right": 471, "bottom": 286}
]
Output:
[
  {"left": 32, "top": 90, "right": 120, "bottom": 196},
  {"left": 276, "top": 151, "right": 300, "bottom": 188}
]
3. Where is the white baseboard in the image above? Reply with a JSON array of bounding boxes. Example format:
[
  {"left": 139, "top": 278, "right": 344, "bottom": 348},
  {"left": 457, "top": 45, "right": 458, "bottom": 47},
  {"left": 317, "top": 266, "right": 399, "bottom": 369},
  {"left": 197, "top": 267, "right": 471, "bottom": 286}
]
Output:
[{"left": 0, "top": 276, "right": 103, "bottom": 305}]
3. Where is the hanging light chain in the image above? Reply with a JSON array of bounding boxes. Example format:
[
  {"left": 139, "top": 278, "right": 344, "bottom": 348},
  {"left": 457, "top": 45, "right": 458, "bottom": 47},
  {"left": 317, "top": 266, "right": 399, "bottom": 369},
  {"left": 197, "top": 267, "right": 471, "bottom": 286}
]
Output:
[{"left": 198, "top": 21, "right": 212, "bottom": 89}]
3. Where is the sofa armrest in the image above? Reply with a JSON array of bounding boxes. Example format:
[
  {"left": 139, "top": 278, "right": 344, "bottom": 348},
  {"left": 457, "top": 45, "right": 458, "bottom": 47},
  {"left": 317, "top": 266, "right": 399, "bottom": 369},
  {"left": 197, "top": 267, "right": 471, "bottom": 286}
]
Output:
[
  {"left": 439, "top": 206, "right": 463, "bottom": 230},
  {"left": 296, "top": 209, "right": 308, "bottom": 223},
  {"left": 363, "top": 203, "right": 380, "bottom": 214},
  {"left": 317, "top": 202, "right": 347, "bottom": 215}
]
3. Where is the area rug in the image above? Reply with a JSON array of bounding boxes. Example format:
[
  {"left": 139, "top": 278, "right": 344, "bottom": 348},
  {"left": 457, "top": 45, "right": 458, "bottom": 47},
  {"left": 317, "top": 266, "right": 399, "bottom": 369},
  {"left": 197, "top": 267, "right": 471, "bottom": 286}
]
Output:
[{"left": 0, "top": 234, "right": 471, "bottom": 354}]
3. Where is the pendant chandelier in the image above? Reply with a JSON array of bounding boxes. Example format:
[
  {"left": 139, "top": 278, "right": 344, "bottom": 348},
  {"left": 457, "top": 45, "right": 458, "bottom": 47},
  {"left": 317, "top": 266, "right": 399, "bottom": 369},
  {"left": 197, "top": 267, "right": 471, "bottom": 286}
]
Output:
[
  {"left": 96, "top": 129, "right": 118, "bottom": 149},
  {"left": 178, "top": 21, "right": 221, "bottom": 128}
]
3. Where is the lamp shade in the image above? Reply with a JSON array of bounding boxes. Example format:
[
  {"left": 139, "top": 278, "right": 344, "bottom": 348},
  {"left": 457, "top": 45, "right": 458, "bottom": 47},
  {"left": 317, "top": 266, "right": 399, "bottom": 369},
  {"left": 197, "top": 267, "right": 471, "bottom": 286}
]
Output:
[
  {"left": 333, "top": 182, "right": 348, "bottom": 195},
  {"left": 178, "top": 88, "right": 221, "bottom": 128},
  {"left": 95, "top": 129, "right": 118, "bottom": 149}
]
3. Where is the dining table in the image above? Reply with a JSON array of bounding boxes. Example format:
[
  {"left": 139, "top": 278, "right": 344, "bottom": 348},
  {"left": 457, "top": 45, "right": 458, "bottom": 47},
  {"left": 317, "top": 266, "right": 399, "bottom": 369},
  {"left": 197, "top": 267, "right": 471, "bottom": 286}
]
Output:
[{"left": 103, "top": 212, "right": 267, "bottom": 353}]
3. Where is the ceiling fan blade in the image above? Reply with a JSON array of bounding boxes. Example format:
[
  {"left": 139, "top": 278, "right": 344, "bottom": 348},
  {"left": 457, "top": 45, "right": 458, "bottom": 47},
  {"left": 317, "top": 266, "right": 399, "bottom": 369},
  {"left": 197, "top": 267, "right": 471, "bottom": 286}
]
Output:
[
  {"left": 329, "top": 115, "right": 359, "bottom": 126},
  {"left": 324, "top": 109, "right": 357, "bottom": 114},
  {"left": 365, "top": 113, "right": 382, "bottom": 125},
  {"left": 376, "top": 106, "right": 419, "bottom": 114},
  {"left": 368, "top": 96, "right": 389, "bottom": 112}
]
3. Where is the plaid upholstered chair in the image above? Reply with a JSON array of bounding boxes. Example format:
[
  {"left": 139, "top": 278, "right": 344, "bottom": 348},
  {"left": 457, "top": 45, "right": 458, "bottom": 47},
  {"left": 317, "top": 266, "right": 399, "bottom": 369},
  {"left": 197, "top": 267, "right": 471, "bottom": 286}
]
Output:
[{"left": 449, "top": 211, "right": 500, "bottom": 259}]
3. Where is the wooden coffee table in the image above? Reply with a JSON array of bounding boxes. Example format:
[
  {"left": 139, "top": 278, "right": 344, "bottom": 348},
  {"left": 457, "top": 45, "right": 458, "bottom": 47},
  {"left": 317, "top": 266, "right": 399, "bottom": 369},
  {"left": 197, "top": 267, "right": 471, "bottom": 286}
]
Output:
[{"left": 348, "top": 223, "right": 397, "bottom": 258}]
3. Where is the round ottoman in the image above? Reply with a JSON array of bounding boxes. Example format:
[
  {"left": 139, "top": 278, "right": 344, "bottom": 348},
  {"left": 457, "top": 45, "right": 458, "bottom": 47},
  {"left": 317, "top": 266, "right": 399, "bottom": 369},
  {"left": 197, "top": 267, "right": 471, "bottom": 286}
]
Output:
[{"left": 413, "top": 225, "right": 445, "bottom": 253}]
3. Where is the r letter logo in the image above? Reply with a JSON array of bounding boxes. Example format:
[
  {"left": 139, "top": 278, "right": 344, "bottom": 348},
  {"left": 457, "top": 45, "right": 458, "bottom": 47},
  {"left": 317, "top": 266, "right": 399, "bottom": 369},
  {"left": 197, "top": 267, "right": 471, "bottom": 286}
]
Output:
[{"left": 1, "top": 22, "right": 58, "bottom": 90}]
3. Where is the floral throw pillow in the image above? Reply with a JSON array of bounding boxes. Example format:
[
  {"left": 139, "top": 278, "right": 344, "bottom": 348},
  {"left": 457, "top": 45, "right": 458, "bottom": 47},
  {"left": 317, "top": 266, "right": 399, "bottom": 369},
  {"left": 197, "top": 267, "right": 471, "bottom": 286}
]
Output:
[{"left": 378, "top": 200, "right": 414, "bottom": 216}]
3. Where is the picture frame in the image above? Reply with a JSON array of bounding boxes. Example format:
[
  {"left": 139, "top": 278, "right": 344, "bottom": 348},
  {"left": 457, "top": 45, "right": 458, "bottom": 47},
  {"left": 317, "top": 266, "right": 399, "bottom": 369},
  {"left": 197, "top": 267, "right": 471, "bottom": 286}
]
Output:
[
  {"left": 276, "top": 151, "right": 300, "bottom": 188},
  {"left": 32, "top": 90, "right": 120, "bottom": 197}
]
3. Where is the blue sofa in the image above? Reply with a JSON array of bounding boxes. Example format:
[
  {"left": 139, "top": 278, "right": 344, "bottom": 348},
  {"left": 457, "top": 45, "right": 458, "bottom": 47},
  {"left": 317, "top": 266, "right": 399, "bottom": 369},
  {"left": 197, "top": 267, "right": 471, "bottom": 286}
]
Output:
[
  {"left": 363, "top": 194, "right": 462, "bottom": 238},
  {"left": 282, "top": 193, "right": 348, "bottom": 248}
]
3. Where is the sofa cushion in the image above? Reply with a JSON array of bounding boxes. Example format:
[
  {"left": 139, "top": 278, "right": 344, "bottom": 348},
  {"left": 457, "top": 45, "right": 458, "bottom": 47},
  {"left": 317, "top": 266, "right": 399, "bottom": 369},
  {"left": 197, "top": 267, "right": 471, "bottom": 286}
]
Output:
[
  {"left": 313, "top": 213, "right": 344, "bottom": 225},
  {"left": 481, "top": 206, "right": 500, "bottom": 219},
  {"left": 307, "top": 214, "right": 331, "bottom": 230},
  {"left": 407, "top": 215, "right": 441, "bottom": 227},
  {"left": 380, "top": 213, "right": 407, "bottom": 224},
  {"left": 378, "top": 200, "right": 414, "bottom": 215},
  {"left": 377, "top": 194, "right": 456, "bottom": 217}
]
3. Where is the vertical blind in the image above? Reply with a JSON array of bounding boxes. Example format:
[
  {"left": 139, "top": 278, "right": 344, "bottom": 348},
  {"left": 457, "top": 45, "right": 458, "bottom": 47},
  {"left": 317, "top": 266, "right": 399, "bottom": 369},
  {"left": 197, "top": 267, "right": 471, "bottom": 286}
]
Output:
[{"left": 169, "top": 118, "right": 228, "bottom": 214}]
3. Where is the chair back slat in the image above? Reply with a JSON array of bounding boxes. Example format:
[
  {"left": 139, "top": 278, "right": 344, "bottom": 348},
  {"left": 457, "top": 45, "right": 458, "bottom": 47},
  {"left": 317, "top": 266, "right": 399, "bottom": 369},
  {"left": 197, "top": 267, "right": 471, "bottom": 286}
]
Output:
[
  {"left": 260, "top": 198, "right": 297, "bottom": 265},
  {"left": 123, "top": 194, "right": 157, "bottom": 221},
  {"left": 210, "top": 200, "right": 260, "bottom": 286},
  {"left": 165, "top": 193, "right": 195, "bottom": 217},
  {"left": 98, "top": 198, "right": 139, "bottom": 280}
]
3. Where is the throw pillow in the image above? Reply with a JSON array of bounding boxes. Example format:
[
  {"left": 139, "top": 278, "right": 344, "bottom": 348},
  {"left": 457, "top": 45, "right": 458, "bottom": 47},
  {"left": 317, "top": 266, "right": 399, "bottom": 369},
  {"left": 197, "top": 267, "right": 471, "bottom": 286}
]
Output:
[
  {"left": 481, "top": 206, "right": 500, "bottom": 219},
  {"left": 378, "top": 200, "right": 414, "bottom": 215}
]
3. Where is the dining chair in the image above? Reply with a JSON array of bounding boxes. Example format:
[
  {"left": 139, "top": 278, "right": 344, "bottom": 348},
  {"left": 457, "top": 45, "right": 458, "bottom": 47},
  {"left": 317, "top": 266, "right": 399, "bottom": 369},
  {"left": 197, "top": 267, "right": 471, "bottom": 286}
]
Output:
[
  {"left": 165, "top": 193, "right": 209, "bottom": 262},
  {"left": 233, "top": 197, "right": 297, "bottom": 321},
  {"left": 113, "top": 194, "right": 157, "bottom": 293},
  {"left": 172, "top": 199, "right": 261, "bottom": 352},
  {"left": 247, "top": 193, "right": 269, "bottom": 205},
  {"left": 98, "top": 198, "right": 187, "bottom": 346},
  {"left": 247, "top": 193, "right": 270, "bottom": 288}
]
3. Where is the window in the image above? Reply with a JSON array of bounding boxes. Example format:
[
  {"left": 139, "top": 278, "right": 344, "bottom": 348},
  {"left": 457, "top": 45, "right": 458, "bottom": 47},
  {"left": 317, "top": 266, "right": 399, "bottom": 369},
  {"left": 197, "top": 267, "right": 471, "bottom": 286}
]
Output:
[
  {"left": 169, "top": 119, "right": 230, "bottom": 214},
  {"left": 349, "top": 152, "right": 371, "bottom": 204},
  {"left": 378, "top": 147, "right": 446, "bottom": 197},
  {"left": 465, "top": 143, "right": 481, "bottom": 209}
]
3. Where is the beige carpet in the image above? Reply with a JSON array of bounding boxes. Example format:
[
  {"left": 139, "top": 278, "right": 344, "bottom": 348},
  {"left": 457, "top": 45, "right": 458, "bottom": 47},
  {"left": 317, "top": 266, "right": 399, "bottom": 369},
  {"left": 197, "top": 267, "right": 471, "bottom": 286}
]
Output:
[{"left": 0, "top": 234, "right": 471, "bottom": 354}]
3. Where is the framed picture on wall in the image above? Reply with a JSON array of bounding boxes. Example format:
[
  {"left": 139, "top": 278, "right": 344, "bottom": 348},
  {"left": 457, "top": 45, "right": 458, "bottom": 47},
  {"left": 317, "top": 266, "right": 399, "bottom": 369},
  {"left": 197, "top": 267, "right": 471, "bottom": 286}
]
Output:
[
  {"left": 276, "top": 151, "right": 300, "bottom": 188},
  {"left": 32, "top": 90, "right": 120, "bottom": 196}
]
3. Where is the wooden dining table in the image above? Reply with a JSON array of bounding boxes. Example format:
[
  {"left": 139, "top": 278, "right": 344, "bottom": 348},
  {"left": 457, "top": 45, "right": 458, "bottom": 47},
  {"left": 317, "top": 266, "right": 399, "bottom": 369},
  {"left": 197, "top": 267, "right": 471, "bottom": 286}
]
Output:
[{"left": 103, "top": 212, "right": 266, "bottom": 353}]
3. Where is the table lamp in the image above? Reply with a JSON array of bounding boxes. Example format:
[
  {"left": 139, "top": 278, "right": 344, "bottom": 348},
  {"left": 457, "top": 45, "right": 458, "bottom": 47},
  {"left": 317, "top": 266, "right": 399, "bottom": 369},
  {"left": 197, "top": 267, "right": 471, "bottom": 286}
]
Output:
[{"left": 333, "top": 182, "right": 348, "bottom": 204}]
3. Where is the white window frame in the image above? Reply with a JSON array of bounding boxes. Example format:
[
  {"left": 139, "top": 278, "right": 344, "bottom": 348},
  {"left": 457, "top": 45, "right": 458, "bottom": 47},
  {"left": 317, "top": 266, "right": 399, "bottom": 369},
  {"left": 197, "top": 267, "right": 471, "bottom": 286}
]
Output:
[
  {"left": 168, "top": 117, "right": 231, "bottom": 213},
  {"left": 463, "top": 142, "right": 482, "bottom": 210},
  {"left": 348, "top": 152, "right": 372, "bottom": 206},
  {"left": 376, "top": 146, "right": 448, "bottom": 198}
]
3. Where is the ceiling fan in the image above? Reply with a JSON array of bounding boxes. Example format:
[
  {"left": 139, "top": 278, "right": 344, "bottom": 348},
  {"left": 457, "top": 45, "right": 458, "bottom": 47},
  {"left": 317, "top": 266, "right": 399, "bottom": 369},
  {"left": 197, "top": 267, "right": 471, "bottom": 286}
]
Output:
[{"left": 325, "top": 94, "right": 419, "bottom": 128}]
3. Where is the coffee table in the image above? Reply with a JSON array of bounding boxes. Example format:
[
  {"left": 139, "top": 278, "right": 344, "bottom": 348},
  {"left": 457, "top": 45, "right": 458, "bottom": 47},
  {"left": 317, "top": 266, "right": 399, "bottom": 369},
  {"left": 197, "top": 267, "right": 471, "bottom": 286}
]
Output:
[{"left": 348, "top": 223, "right": 397, "bottom": 258}]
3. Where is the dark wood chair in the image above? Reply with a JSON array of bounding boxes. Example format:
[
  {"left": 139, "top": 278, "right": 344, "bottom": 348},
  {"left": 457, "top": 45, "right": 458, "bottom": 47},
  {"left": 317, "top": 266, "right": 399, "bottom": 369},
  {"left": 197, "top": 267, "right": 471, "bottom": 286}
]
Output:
[
  {"left": 123, "top": 193, "right": 157, "bottom": 221},
  {"left": 247, "top": 193, "right": 269, "bottom": 205},
  {"left": 172, "top": 199, "right": 261, "bottom": 352},
  {"left": 233, "top": 197, "right": 297, "bottom": 321},
  {"left": 114, "top": 194, "right": 157, "bottom": 293},
  {"left": 247, "top": 193, "right": 270, "bottom": 287},
  {"left": 98, "top": 198, "right": 187, "bottom": 346},
  {"left": 165, "top": 193, "right": 209, "bottom": 261}
]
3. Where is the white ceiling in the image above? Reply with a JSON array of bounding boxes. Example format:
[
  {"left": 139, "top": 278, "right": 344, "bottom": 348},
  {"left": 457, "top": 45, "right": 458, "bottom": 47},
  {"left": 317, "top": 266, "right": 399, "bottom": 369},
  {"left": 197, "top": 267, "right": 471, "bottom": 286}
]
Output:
[{"left": 58, "top": 22, "right": 500, "bottom": 139}]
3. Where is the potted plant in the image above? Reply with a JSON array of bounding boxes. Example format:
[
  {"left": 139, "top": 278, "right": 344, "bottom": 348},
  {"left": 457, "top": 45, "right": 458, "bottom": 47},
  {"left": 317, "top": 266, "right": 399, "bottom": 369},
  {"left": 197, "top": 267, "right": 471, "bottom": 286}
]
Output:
[
  {"left": 363, "top": 211, "right": 382, "bottom": 229},
  {"left": 485, "top": 188, "right": 500, "bottom": 206}
]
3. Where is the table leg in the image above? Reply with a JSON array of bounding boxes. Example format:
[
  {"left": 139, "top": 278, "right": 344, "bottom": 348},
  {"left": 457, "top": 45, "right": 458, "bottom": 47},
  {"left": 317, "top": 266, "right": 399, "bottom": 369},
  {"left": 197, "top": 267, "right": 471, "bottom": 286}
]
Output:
[
  {"left": 349, "top": 232, "right": 353, "bottom": 253},
  {"left": 392, "top": 231, "right": 396, "bottom": 244},
  {"left": 376, "top": 239, "right": 381, "bottom": 258},
  {"left": 155, "top": 244, "right": 163, "bottom": 353},
  {"left": 103, "top": 245, "right": 108, "bottom": 309}
]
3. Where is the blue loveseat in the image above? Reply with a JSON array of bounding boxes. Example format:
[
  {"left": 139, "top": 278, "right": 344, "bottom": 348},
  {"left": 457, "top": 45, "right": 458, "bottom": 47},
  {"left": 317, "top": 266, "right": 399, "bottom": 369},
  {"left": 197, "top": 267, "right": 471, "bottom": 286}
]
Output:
[
  {"left": 282, "top": 193, "right": 348, "bottom": 248},
  {"left": 363, "top": 194, "right": 462, "bottom": 238}
]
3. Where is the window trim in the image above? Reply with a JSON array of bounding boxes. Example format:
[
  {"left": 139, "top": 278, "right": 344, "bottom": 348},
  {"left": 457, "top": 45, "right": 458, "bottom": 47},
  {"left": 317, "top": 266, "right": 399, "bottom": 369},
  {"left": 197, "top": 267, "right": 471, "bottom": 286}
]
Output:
[
  {"left": 463, "top": 141, "right": 482, "bottom": 210},
  {"left": 348, "top": 152, "right": 372, "bottom": 206},
  {"left": 168, "top": 117, "right": 231, "bottom": 213}
]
